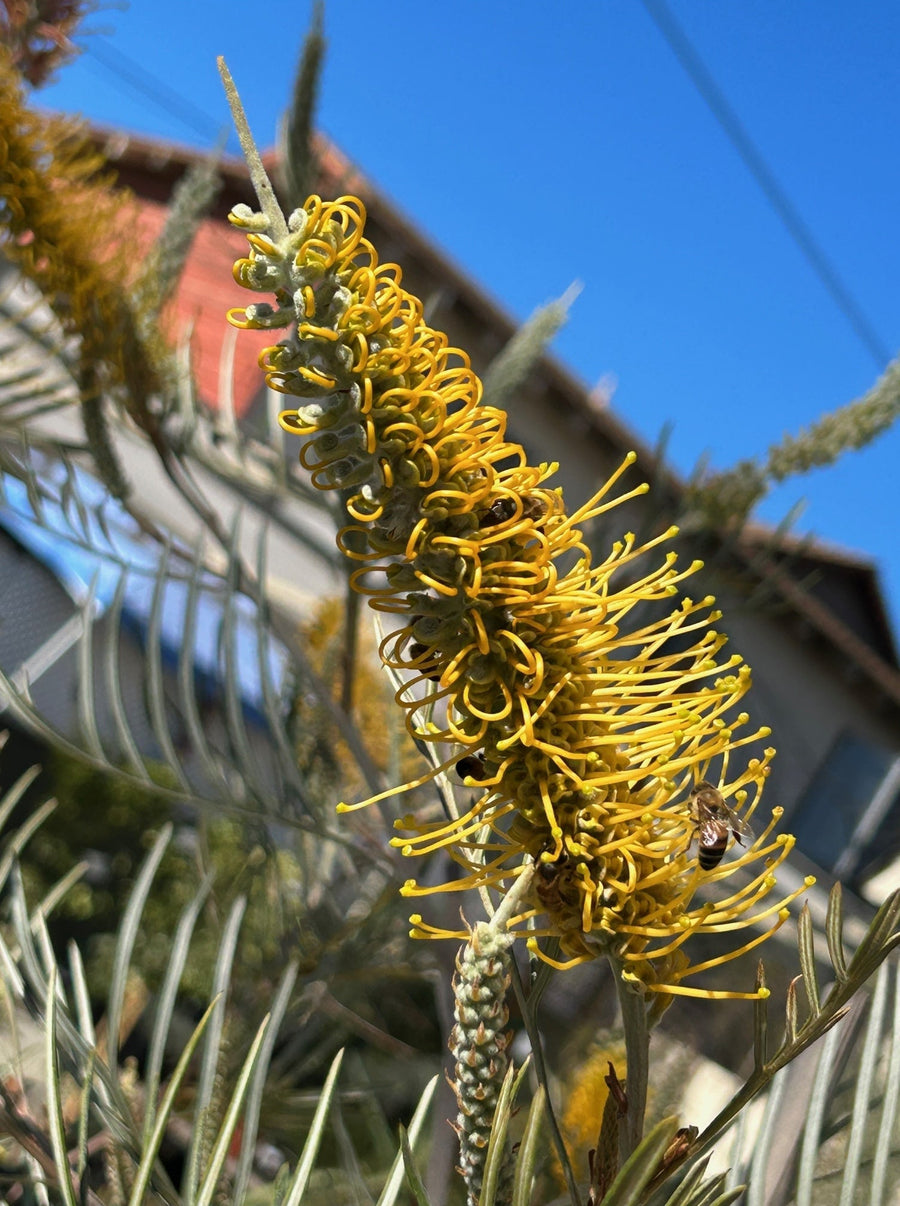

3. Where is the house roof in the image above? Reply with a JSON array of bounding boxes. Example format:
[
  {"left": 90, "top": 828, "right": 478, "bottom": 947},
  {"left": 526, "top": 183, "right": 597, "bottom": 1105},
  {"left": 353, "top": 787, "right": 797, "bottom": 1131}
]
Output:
[{"left": 87, "top": 121, "right": 900, "bottom": 709}]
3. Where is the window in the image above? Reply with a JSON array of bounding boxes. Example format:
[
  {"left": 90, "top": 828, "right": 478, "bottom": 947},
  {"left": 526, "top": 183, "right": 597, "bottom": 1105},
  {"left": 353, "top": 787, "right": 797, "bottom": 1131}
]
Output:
[{"left": 789, "top": 730, "right": 900, "bottom": 880}]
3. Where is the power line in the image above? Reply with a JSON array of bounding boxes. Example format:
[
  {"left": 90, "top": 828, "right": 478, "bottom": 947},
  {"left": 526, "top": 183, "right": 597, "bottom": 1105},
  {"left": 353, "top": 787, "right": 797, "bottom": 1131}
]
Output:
[
  {"left": 82, "top": 37, "right": 229, "bottom": 148},
  {"left": 640, "top": 0, "right": 892, "bottom": 369}
]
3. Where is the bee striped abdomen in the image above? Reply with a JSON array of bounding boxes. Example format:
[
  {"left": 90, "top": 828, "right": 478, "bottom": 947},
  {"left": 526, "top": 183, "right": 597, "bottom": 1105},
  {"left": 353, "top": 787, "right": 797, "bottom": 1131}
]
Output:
[{"left": 697, "top": 820, "right": 729, "bottom": 870}]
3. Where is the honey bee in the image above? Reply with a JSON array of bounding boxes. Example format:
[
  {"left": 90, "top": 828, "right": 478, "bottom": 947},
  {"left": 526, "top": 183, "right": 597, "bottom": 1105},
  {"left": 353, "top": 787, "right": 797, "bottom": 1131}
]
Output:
[
  {"left": 480, "top": 495, "right": 547, "bottom": 529},
  {"left": 455, "top": 753, "right": 490, "bottom": 782},
  {"left": 480, "top": 497, "right": 517, "bottom": 527},
  {"left": 408, "top": 641, "right": 442, "bottom": 682},
  {"left": 690, "top": 781, "right": 753, "bottom": 871},
  {"left": 521, "top": 496, "right": 548, "bottom": 523},
  {"left": 533, "top": 855, "right": 568, "bottom": 916}
]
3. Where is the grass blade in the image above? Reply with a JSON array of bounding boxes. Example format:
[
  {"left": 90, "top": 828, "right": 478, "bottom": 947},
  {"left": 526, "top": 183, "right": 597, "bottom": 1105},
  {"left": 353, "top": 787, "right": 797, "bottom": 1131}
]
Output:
[
  {"left": 837, "top": 963, "right": 889, "bottom": 1206},
  {"left": 106, "top": 824, "right": 172, "bottom": 1072},
  {"left": 232, "top": 960, "right": 300, "bottom": 1202},
  {"left": 793, "top": 1016, "right": 843, "bottom": 1206},
  {"left": 178, "top": 550, "right": 227, "bottom": 788},
  {"left": 75, "top": 574, "right": 104, "bottom": 760},
  {"left": 45, "top": 967, "right": 79, "bottom": 1206},
  {"left": 142, "top": 873, "right": 213, "bottom": 1148},
  {"left": 375, "top": 1074, "right": 439, "bottom": 1206},
  {"left": 194, "top": 1015, "right": 272, "bottom": 1206},
  {"left": 145, "top": 546, "right": 190, "bottom": 790},
  {"left": 512, "top": 1085, "right": 546, "bottom": 1206},
  {"left": 754, "top": 960, "right": 768, "bottom": 1073},
  {"left": 870, "top": 957, "right": 900, "bottom": 1204},
  {"left": 127, "top": 1000, "right": 218, "bottom": 1206},
  {"left": 600, "top": 1116, "right": 681, "bottom": 1206},
  {"left": 184, "top": 894, "right": 247, "bottom": 1202},
  {"left": 282, "top": 1048, "right": 345, "bottom": 1206},
  {"left": 399, "top": 1122, "right": 434, "bottom": 1206},
  {"left": 825, "top": 883, "right": 848, "bottom": 983},
  {"left": 796, "top": 904, "right": 820, "bottom": 1018},
  {"left": 479, "top": 1061, "right": 523, "bottom": 1206},
  {"left": 746, "top": 1066, "right": 789, "bottom": 1206},
  {"left": 105, "top": 572, "right": 151, "bottom": 781}
]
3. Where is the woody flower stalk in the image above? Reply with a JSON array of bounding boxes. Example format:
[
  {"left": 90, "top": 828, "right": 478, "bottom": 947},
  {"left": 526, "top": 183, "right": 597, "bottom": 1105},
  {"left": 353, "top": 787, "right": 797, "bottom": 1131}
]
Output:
[{"left": 220, "top": 56, "right": 812, "bottom": 1169}]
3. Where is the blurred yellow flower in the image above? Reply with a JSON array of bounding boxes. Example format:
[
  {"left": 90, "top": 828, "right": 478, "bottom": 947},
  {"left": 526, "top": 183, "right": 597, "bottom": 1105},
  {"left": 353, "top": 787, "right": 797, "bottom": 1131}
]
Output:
[{"left": 229, "top": 194, "right": 812, "bottom": 999}]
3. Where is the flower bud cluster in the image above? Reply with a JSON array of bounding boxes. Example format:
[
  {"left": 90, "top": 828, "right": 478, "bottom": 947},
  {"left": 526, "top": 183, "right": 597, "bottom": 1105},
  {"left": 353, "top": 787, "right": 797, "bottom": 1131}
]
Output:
[{"left": 448, "top": 923, "right": 515, "bottom": 1206}]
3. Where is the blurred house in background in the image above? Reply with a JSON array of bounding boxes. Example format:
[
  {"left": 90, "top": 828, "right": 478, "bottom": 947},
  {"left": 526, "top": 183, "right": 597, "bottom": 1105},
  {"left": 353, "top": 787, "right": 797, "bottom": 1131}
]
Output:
[
  {"left": 95, "top": 124, "right": 900, "bottom": 896},
  {"left": 4, "top": 123, "right": 900, "bottom": 1066}
]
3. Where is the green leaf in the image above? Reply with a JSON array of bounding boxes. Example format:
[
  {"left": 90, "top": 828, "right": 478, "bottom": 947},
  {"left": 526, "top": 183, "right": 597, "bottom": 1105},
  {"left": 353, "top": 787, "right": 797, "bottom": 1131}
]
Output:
[
  {"left": 599, "top": 1115, "right": 681, "bottom": 1206},
  {"left": 398, "top": 1122, "right": 434, "bottom": 1206},
  {"left": 145, "top": 543, "right": 190, "bottom": 790},
  {"left": 784, "top": 976, "right": 799, "bottom": 1046},
  {"left": 127, "top": 999, "right": 218, "bottom": 1206},
  {"left": 282, "top": 1048, "right": 345, "bottom": 1206},
  {"left": 75, "top": 1047, "right": 97, "bottom": 1179},
  {"left": 142, "top": 873, "right": 214, "bottom": 1148},
  {"left": 105, "top": 824, "right": 172, "bottom": 1074},
  {"left": 184, "top": 894, "right": 247, "bottom": 1203},
  {"left": 0, "top": 796, "right": 57, "bottom": 896},
  {"left": 796, "top": 904, "right": 820, "bottom": 1017},
  {"left": 794, "top": 1019, "right": 844, "bottom": 1206},
  {"left": 35, "top": 860, "right": 88, "bottom": 922},
  {"left": 660, "top": 1154, "right": 712, "bottom": 1206},
  {"left": 753, "top": 960, "right": 768, "bottom": 1073},
  {"left": 194, "top": 1013, "right": 272, "bottom": 1206},
  {"left": 478, "top": 1061, "right": 518, "bottom": 1206},
  {"left": 512, "top": 1085, "right": 546, "bottom": 1206},
  {"left": 870, "top": 958, "right": 900, "bottom": 1204},
  {"left": 104, "top": 566, "right": 151, "bottom": 781},
  {"left": 703, "top": 1190, "right": 746, "bottom": 1206},
  {"left": 376, "top": 1074, "right": 439, "bottom": 1206},
  {"left": 683, "top": 1172, "right": 728, "bottom": 1206},
  {"left": 232, "top": 960, "right": 301, "bottom": 1202},
  {"left": 837, "top": 962, "right": 889, "bottom": 1206},
  {"left": 75, "top": 572, "right": 103, "bottom": 760},
  {"left": 221, "top": 514, "right": 264, "bottom": 795},
  {"left": 825, "top": 883, "right": 848, "bottom": 982},
  {"left": 45, "top": 966, "right": 79, "bottom": 1206},
  {"left": 746, "top": 1066, "right": 790, "bottom": 1206},
  {"left": 0, "top": 757, "right": 41, "bottom": 834}
]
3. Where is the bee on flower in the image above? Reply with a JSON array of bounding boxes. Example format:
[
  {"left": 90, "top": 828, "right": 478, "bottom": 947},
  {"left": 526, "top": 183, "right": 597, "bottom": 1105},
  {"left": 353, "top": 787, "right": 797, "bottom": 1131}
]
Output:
[{"left": 227, "top": 192, "right": 812, "bottom": 1001}]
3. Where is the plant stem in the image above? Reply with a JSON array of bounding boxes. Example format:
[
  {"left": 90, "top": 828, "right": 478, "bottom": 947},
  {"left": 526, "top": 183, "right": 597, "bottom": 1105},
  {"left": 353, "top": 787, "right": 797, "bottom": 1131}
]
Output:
[{"left": 613, "top": 959, "right": 650, "bottom": 1166}]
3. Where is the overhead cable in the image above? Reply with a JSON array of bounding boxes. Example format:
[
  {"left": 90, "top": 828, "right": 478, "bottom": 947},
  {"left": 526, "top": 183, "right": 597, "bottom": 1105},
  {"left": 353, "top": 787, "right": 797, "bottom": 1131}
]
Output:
[{"left": 641, "top": 0, "right": 892, "bottom": 368}]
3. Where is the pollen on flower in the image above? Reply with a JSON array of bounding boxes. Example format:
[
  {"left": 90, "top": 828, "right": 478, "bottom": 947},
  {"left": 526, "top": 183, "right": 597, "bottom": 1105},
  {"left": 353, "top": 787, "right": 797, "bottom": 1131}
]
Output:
[{"left": 228, "top": 190, "right": 809, "bottom": 999}]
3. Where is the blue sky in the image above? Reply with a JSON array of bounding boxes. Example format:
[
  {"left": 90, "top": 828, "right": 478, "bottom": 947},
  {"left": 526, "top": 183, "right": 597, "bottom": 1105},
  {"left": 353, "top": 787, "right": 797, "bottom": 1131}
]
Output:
[{"left": 39, "top": 1, "right": 900, "bottom": 636}]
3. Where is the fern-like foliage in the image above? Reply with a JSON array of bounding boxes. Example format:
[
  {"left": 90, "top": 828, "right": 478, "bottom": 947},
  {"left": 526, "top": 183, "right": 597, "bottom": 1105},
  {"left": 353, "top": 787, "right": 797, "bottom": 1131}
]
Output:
[{"left": 0, "top": 750, "right": 438, "bottom": 1202}]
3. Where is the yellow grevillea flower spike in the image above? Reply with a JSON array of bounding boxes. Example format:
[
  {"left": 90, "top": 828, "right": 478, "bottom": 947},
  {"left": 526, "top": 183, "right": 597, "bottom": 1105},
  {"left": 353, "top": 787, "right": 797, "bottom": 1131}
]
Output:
[{"left": 227, "top": 192, "right": 812, "bottom": 1000}]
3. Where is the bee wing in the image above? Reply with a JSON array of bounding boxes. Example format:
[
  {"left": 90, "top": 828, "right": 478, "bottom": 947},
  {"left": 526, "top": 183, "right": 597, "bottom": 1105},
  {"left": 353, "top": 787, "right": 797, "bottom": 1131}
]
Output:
[
  {"left": 698, "top": 819, "right": 726, "bottom": 845},
  {"left": 727, "top": 810, "right": 754, "bottom": 844}
]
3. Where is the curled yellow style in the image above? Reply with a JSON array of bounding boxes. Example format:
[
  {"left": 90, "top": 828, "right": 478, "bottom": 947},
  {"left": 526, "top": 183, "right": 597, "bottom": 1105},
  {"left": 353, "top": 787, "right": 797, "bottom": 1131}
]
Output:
[{"left": 228, "top": 194, "right": 812, "bottom": 999}]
